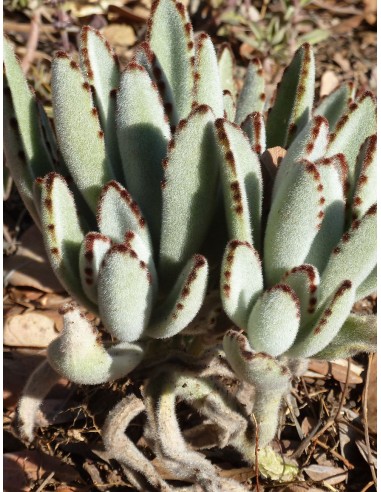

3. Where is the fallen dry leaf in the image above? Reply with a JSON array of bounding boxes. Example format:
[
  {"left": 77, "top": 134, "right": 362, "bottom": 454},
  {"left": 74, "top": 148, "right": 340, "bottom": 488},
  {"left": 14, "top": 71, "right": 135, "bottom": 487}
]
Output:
[
  {"left": 304, "top": 464, "right": 347, "bottom": 485},
  {"left": 271, "top": 485, "right": 325, "bottom": 492},
  {"left": 333, "top": 52, "right": 350, "bottom": 72},
  {"left": 4, "top": 311, "right": 58, "bottom": 348},
  {"left": 320, "top": 70, "right": 339, "bottom": 97},
  {"left": 366, "top": 354, "right": 377, "bottom": 434},
  {"left": 307, "top": 359, "right": 363, "bottom": 385},
  {"left": 4, "top": 225, "right": 63, "bottom": 293},
  {"left": 4, "top": 450, "right": 81, "bottom": 491},
  {"left": 100, "top": 24, "right": 136, "bottom": 48}
]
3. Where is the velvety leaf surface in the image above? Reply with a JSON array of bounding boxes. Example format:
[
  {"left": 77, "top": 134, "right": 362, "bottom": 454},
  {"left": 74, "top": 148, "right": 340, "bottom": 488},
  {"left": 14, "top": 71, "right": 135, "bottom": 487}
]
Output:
[{"left": 235, "top": 59, "right": 265, "bottom": 125}]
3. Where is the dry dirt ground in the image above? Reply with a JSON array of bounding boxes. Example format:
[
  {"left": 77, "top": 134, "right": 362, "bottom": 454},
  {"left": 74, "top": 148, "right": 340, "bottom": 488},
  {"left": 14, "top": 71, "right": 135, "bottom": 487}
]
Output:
[{"left": 3, "top": 0, "right": 377, "bottom": 490}]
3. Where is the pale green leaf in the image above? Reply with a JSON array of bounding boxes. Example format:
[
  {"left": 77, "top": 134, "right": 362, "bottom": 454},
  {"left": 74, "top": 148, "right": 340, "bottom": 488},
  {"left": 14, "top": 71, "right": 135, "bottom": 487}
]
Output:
[
  {"left": 313, "top": 314, "right": 377, "bottom": 359},
  {"left": 247, "top": 284, "right": 300, "bottom": 357},
  {"left": 147, "top": 0, "right": 195, "bottom": 124},
  {"left": 116, "top": 62, "right": 170, "bottom": 244},
  {"left": 47, "top": 304, "right": 144, "bottom": 384},
  {"left": 281, "top": 264, "right": 320, "bottom": 319},
  {"left": 218, "top": 43, "right": 236, "bottom": 98},
  {"left": 39, "top": 173, "right": 96, "bottom": 312},
  {"left": 221, "top": 240, "right": 263, "bottom": 329},
  {"left": 235, "top": 59, "right": 265, "bottom": 125},
  {"left": 241, "top": 111, "right": 266, "bottom": 154},
  {"left": 148, "top": 255, "right": 208, "bottom": 338},
  {"left": 159, "top": 105, "right": 219, "bottom": 281},
  {"left": 315, "top": 82, "right": 354, "bottom": 130},
  {"left": 194, "top": 33, "right": 224, "bottom": 118},
  {"left": 97, "top": 180, "right": 152, "bottom": 250},
  {"left": 326, "top": 92, "right": 376, "bottom": 200},
  {"left": 287, "top": 280, "right": 355, "bottom": 357},
  {"left": 266, "top": 43, "right": 315, "bottom": 148},
  {"left": 222, "top": 89, "right": 236, "bottom": 121},
  {"left": 352, "top": 135, "right": 377, "bottom": 220},
  {"left": 51, "top": 52, "right": 113, "bottom": 212},
  {"left": 98, "top": 243, "right": 155, "bottom": 342},
  {"left": 355, "top": 267, "right": 376, "bottom": 301}
]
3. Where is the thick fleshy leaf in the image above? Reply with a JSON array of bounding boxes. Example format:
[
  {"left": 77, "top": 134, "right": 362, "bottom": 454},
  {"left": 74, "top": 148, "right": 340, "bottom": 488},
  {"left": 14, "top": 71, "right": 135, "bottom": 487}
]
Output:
[
  {"left": 3, "top": 83, "right": 40, "bottom": 226},
  {"left": 79, "top": 232, "right": 112, "bottom": 303},
  {"left": 4, "top": 37, "right": 53, "bottom": 178},
  {"left": 315, "top": 82, "right": 354, "bottom": 130},
  {"left": 215, "top": 119, "right": 263, "bottom": 247},
  {"left": 222, "top": 90, "right": 236, "bottom": 120},
  {"left": 193, "top": 33, "right": 224, "bottom": 118},
  {"left": 124, "top": 229, "right": 158, "bottom": 293},
  {"left": 117, "top": 62, "right": 171, "bottom": 243},
  {"left": 241, "top": 112, "right": 266, "bottom": 154},
  {"left": 355, "top": 267, "right": 376, "bottom": 301},
  {"left": 287, "top": 280, "right": 355, "bottom": 358},
  {"left": 319, "top": 204, "right": 376, "bottom": 303},
  {"left": 148, "top": 255, "right": 208, "bottom": 338},
  {"left": 264, "top": 160, "right": 325, "bottom": 285},
  {"left": 132, "top": 41, "right": 156, "bottom": 79},
  {"left": 159, "top": 105, "right": 219, "bottom": 281},
  {"left": 271, "top": 115, "right": 329, "bottom": 201},
  {"left": 313, "top": 314, "right": 376, "bottom": 359},
  {"left": 51, "top": 52, "right": 113, "bottom": 212},
  {"left": 221, "top": 240, "right": 263, "bottom": 329},
  {"left": 218, "top": 43, "right": 236, "bottom": 98},
  {"left": 281, "top": 264, "right": 320, "bottom": 319},
  {"left": 247, "top": 285, "right": 300, "bottom": 357},
  {"left": 98, "top": 244, "right": 155, "bottom": 342},
  {"left": 223, "top": 330, "right": 290, "bottom": 391},
  {"left": 266, "top": 43, "right": 315, "bottom": 148},
  {"left": 97, "top": 180, "right": 152, "bottom": 250},
  {"left": 305, "top": 155, "right": 346, "bottom": 273},
  {"left": 352, "top": 135, "right": 376, "bottom": 220},
  {"left": 47, "top": 304, "right": 144, "bottom": 384},
  {"left": 39, "top": 173, "right": 96, "bottom": 312},
  {"left": 79, "top": 26, "right": 123, "bottom": 182},
  {"left": 326, "top": 92, "right": 376, "bottom": 200},
  {"left": 235, "top": 59, "right": 265, "bottom": 125},
  {"left": 146, "top": 0, "right": 195, "bottom": 124}
]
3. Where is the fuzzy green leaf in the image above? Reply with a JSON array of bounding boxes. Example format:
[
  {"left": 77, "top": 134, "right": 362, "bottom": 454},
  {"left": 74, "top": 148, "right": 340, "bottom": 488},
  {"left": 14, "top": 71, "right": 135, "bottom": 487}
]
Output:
[
  {"left": 116, "top": 62, "right": 170, "bottom": 244},
  {"left": 97, "top": 180, "right": 152, "bottom": 250},
  {"left": 241, "top": 112, "right": 266, "bottom": 154},
  {"left": 218, "top": 43, "right": 236, "bottom": 98},
  {"left": 247, "top": 285, "right": 300, "bottom": 357},
  {"left": 51, "top": 52, "right": 113, "bottom": 212},
  {"left": 216, "top": 119, "right": 263, "bottom": 247},
  {"left": 98, "top": 244, "right": 155, "bottom": 342},
  {"left": 47, "top": 304, "right": 144, "bottom": 384},
  {"left": 148, "top": 255, "right": 208, "bottom": 338},
  {"left": 315, "top": 82, "right": 354, "bottom": 130},
  {"left": 271, "top": 115, "right": 329, "bottom": 201},
  {"left": 319, "top": 204, "right": 376, "bottom": 303},
  {"left": 352, "top": 135, "right": 377, "bottom": 220},
  {"left": 305, "top": 155, "right": 346, "bottom": 273},
  {"left": 223, "top": 331, "right": 291, "bottom": 390},
  {"left": 313, "top": 314, "right": 376, "bottom": 359},
  {"left": 326, "top": 92, "right": 376, "bottom": 200},
  {"left": 264, "top": 160, "right": 325, "bottom": 285},
  {"left": 40, "top": 173, "right": 96, "bottom": 312},
  {"left": 146, "top": 0, "right": 195, "bottom": 124},
  {"left": 159, "top": 105, "right": 219, "bottom": 281},
  {"left": 266, "top": 43, "right": 315, "bottom": 148},
  {"left": 4, "top": 37, "right": 54, "bottom": 178},
  {"left": 221, "top": 240, "right": 263, "bottom": 329},
  {"left": 235, "top": 59, "right": 265, "bottom": 125},
  {"left": 4, "top": 82, "right": 40, "bottom": 226},
  {"left": 194, "top": 33, "right": 224, "bottom": 118},
  {"left": 222, "top": 90, "right": 236, "bottom": 120},
  {"left": 79, "top": 26, "right": 123, "bottom": 182},
  {"left": 125, "top": 229, "right": 158, "bottom": 294},
  {"left": 281, "top": 264, "right": 320, "bottom": 319},
  {"left": 355, "top": 267, "right": 376, "bottom": 301},
  {"left": 287, "top": 280, "right": 355, "bottom": 357},
  {"left": 79, "top": 232, "right": 111, "bottom": 304}
]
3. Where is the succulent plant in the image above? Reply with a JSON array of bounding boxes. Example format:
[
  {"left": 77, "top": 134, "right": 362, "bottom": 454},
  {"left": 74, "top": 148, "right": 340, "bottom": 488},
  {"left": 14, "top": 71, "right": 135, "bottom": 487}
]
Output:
[
  {"left": 219, "top": 48, "right": 377, "bottom": 448},
  {"left": 5, "top": 0, "right": 376, "bottom": 489}
]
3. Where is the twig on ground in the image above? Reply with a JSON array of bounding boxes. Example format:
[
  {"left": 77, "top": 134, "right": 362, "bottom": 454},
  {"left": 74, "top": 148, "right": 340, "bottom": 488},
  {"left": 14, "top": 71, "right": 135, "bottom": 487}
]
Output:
[
  {"left": 21, "top": 8, "right": 41, "bottom": 74},
  {"left": 314, "top": 438, "right": 354, "bottom": 469},
  {"left": 34, "top": 471, "right": 55, "bottom": 492}
]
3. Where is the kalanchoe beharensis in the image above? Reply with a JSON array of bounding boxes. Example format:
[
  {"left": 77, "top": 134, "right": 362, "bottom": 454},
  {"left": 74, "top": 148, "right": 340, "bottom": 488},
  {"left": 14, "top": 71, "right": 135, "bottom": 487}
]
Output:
[{"left": 4, "top": 0, "right": 376, "bottom": 488}]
